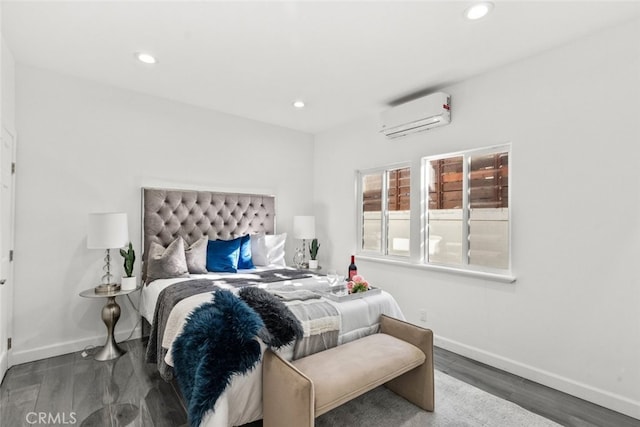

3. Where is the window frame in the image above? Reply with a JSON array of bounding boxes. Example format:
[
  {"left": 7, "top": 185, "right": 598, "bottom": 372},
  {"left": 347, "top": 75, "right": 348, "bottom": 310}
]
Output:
[
  {"left": 421, "top": 143, "right": 513, "bottom": 276},
  {"left": 356, "top": 162, "right": 412, "bottom": 260}
]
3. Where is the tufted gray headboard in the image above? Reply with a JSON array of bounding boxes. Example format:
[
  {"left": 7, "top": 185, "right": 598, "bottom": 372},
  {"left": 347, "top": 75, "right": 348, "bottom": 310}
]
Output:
[{"left": 141, "top": 188, "right": 276, "bottom": 281}]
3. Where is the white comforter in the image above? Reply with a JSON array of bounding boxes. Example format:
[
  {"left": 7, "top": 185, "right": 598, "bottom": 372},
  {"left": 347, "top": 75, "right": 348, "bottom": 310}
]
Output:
[{"left": 140, "top": 269, "right": 404, "bottom": 427}]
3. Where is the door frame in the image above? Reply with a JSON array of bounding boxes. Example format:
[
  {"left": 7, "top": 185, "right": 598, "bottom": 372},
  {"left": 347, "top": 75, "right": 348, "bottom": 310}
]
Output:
[{"left": 0, "top": 125, "right": 16, "bottom": 381}]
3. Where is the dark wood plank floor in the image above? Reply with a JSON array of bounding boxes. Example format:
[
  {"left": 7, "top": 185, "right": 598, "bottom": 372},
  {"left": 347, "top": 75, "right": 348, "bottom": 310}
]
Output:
[
  {"left": 434, "top": 347, "right": 639, "bottom": 427},
  {"left": 0, "top": 340, "right": 187, "bottom": 427},
  {"left": 1, "top": 339, "right": 637, "bottom": 427}
]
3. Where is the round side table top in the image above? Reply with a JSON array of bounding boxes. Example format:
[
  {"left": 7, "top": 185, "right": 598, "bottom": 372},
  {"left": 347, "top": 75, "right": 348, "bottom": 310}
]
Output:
[{"left": 79, "top": 286, "right": 141, "bottom": 299}]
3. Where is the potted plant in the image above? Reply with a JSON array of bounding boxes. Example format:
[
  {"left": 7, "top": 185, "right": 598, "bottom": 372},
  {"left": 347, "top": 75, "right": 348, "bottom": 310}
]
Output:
[
  {"left": 120, "top": 242, "right": 137, "bottom": 290},
  {"left": 308, "top": 238, "right": 320, "bottom": 269}
]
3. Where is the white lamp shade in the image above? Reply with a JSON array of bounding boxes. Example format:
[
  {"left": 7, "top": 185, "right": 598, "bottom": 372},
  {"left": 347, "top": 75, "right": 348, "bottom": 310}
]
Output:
[
  {"left": 293, "top": 216, "right": 315, "bottom": 239},
  {"left": 87, "top": 212, "right": 129, "bottom": 249}
]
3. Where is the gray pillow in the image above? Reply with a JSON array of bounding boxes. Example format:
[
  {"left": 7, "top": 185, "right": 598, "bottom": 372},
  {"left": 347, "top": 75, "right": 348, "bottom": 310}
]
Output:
[
  {"left": 184, "top": 236, "right": 208, "bottom": 274},
  {"left": 146, "top": 238, "right": 189, "bottom": 284}
]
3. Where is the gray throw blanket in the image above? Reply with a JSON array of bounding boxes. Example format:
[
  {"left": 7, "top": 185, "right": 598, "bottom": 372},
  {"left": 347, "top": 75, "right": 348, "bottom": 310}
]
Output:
[
  {"left": 146, "top": 279, "right": 220, "bottom": 380},
  {"left": 270, "top": 289, "right": 321, "bottom": 301},
  {"left": 285, "top": 298, "right": 340, "bottom": 360},
  {"left": 207, "top": 268, "right": 313, "bottom": 288},
  {"left": 146, "top": 269, "right": 314, "bottom": 379}
]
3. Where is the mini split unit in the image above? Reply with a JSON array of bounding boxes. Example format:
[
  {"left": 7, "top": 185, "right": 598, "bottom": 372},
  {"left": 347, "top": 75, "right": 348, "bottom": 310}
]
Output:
[{"left": 380, "top": 92, "right": 451, "bottom": 139}]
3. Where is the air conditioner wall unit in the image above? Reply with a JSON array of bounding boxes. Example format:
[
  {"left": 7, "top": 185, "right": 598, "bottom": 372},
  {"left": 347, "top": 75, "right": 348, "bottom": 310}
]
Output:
[{"left": 380, "top": 92, "right": 451, "bottom": 139}]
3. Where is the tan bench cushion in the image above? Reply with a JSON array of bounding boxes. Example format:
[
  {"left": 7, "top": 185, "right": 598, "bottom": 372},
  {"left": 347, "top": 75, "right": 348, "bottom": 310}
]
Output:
[{"left": 292, "top": 333, "right": 425, "bottom": 416}]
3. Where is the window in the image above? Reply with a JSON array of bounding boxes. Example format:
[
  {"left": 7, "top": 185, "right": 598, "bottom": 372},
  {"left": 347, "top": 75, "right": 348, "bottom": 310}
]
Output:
[
  {"left": 424, "top": 145, "right": 510, "bottom": 272},
  {"left": 358, "top": 165, "right": 411, "bottom": 257}
]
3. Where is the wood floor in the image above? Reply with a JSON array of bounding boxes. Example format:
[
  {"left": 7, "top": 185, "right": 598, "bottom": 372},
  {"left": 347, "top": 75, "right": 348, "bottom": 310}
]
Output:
[
  {"left": 434, "top": 347, "right": 639, "bottom": 427},
  {"left": 0, "top": 340, "right": 186, "bottom": 427},
  {"left": 1, "top": 339, "right": 637, "bottom": 427}
]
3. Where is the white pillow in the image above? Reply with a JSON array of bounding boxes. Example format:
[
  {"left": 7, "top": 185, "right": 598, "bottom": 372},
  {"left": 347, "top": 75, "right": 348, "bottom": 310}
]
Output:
[
  {"left": 265, "top": 233, "right": 287, "bottom": 267},
  {"left": 250, "top": 233, "right": 268, "bottom": 266}
]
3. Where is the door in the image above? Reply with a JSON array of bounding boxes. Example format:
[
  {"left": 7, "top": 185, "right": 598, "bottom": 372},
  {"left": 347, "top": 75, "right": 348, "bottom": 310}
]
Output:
[{"left": 0, "top": 126, "right": 16, "bottom": 380}]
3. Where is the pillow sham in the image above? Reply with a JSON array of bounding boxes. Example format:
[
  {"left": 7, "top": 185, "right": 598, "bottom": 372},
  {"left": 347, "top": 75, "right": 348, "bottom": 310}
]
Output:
[
  {"left": 264, "top": 233, "right": 287, "bottom": 267},
  {"left": 184, "top": 236, "right": 208, "bottom": 274},
  {"left": 146, "top": 237, "right": 189, "bottom": 284},
  {"left": 238, "top": 234, "right": 255, "bottom": 270},
  {"left": 250, "top": 233, "right": 268, "bottom": 266},
  {"left": 206, "top": 237, "right": 242, "bottom": 273}
]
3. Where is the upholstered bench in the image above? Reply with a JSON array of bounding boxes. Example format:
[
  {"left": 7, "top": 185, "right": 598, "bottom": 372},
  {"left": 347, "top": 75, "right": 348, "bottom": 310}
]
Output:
[{"left": 263, "top": 314, "right": 434, "bottom": 427}]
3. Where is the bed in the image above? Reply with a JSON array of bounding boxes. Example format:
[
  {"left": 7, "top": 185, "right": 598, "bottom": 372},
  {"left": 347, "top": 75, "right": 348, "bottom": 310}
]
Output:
[{"left": 139, "top": 188, "right": 405, "bottom": 427}]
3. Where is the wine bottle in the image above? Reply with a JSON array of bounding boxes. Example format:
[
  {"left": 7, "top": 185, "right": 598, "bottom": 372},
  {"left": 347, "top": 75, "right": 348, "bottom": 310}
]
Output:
[{"left": 348, "top": 255, "right": 357, "bottom": 280}]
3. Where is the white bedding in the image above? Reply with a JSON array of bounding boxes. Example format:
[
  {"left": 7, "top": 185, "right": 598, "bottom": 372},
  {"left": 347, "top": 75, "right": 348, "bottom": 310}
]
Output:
[{"left": 141, "top": 268, "right": 405, "bottom": 427}]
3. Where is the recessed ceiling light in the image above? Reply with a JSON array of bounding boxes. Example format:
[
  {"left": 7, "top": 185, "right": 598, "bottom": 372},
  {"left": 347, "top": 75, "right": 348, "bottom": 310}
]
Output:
[
  {"left": 135, "top": 52, "right": 157, "bottom": 64},
  {"left": 464, "top": 2, "right": 493, "bottom": 20},
  {"left": 293, "top": 100, "right": 305, "bottom": 109}
]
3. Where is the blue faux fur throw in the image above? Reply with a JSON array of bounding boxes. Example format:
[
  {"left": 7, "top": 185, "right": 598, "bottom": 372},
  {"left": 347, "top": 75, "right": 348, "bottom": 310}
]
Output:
[{"left": 172, "top": 289, "right": 264, "bottom": 427}]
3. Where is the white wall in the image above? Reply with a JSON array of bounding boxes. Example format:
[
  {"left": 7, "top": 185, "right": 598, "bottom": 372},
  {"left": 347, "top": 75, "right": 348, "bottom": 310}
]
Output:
[
  {"left": 1, "top": 42, "right": 15, "bottom": 130},
  {"left": 314, "top": 20, "right": 640, "bottom": 418},
  {"left": 13, "top": 65, "right": 314, "bottom": 364}
]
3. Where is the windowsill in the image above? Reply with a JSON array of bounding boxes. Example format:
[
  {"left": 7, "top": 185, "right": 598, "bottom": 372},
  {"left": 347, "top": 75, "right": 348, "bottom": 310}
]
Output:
[{"left": 356, "top": 255, "right": 517, "bottom": 284}]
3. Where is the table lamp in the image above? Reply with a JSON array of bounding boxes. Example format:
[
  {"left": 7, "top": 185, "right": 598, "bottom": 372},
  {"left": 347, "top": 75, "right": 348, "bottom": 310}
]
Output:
[
  {"left": 293, "top": 215, "right": 315, "bottom": 268},
  {"left": 88, "top": 212, "right": 129, "bottom": 293}
]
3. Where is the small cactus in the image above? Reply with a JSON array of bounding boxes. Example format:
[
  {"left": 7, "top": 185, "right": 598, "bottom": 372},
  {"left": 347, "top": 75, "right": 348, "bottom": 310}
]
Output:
[
  {"left": 119, "top": 242, "right": 136, "bottom": 278},
  {"left": 309, "top": 238, "right": 320, "bottom": 260}
]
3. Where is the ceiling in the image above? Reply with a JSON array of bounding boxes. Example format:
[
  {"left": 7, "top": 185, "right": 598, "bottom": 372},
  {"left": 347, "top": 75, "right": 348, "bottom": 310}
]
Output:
[{"left": 3, "top": 1, "right": 640, "bottom": 134}]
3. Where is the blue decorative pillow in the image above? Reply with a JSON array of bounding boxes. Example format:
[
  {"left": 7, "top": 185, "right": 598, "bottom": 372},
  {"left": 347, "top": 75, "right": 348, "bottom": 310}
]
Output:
[
  {"left": 238, "top": 234, "right": 255, "bottom": 270},
  {"left": 206, "top": 238, "right": 242, "bottom": 273}
]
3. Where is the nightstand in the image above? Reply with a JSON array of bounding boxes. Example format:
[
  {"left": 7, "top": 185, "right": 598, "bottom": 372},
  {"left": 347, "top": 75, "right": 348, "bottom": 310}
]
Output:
[{"left": 79, "top": 286, "right": 139, "bottom": 361}]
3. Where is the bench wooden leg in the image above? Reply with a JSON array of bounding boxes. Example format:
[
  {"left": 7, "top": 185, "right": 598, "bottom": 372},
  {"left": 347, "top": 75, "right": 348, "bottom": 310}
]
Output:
[
  {"left": 380, "top": 314, "right": 435, "bottom": 412},
  {"left": 263, "top": 349, "right": 315, "bottom": 427}
]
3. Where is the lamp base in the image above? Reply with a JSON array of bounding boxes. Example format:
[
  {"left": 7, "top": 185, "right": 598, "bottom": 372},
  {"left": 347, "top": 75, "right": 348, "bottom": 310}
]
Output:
[{"left": 94, "top": 283, "right": 121, "bottom": 294}]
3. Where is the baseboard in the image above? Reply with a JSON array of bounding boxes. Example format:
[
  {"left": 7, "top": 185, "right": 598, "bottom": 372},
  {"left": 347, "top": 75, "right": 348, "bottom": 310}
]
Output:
[
  {"left": 9, "top": 326, "right": 142, "bottom": 366},
  {"left": 435, "top": 336, "right": 640, "bottom": 420},
  {"left": 0, "top": 349, "right": 8, "bottom": 381}
]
